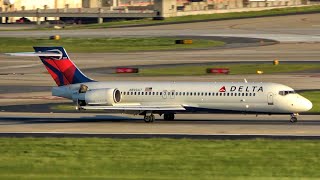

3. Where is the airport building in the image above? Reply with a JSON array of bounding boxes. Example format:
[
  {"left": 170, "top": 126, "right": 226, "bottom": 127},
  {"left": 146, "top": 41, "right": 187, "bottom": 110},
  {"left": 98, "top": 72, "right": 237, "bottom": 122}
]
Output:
[{"left": 0, "top": 0, "right": 314, "bottom": 23}]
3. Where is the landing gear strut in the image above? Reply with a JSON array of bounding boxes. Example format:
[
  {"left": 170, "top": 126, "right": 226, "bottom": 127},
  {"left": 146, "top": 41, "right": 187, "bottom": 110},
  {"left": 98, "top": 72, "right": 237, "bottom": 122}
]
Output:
[
  {"left": 290, "top": 113, "right": 298, "bottom": 123},
  {"left": 144, "top": 114, "right": 155, "bottom": 123},
  {"left": 164, "top": 113, "right": 175, "bottom": 121}
]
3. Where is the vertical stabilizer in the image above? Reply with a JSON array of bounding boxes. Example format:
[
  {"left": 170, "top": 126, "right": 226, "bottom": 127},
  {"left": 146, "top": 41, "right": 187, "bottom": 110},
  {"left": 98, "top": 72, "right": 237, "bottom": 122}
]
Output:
[{"left": 33, "top": 47, "right": 94, "bottom": 86}]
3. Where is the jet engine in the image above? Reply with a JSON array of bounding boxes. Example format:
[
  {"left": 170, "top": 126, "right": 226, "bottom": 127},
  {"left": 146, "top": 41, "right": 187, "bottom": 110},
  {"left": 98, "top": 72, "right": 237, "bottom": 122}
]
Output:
[{"left": 77, "top": 88, "right": 121, "bottom": 106}]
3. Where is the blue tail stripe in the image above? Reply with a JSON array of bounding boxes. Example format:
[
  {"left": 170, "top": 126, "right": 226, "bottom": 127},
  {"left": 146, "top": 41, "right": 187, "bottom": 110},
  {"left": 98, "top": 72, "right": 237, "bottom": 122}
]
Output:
[{"left": 73, "top": 68, "right": 94, "bottom": 84}]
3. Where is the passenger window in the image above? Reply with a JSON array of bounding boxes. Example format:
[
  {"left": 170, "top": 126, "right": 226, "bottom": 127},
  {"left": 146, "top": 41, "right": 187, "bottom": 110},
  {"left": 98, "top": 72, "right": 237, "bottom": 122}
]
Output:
[
  {"left": 220, "top": 93, "right": 222, "bottom": 96},
  {"left": 246, "top": 93, "right": 248, "bottom": 96},
  {"left": 153, "top": 92, "right": 155, "bottom": 96},
  {"left": 183, "top": 92, "right": 185, "bottom": 96},
  {"left": 227, "top": 93, "right": 229, "bottom": 96},
  {"left": 138, "top": 92, "right": 140, "bottom": 95},
  {"left": 160, "top": 92, "right": 162, "bottom": 95},
  {"left": 253, "top": 93, "right": 256, "bottom": 96}
]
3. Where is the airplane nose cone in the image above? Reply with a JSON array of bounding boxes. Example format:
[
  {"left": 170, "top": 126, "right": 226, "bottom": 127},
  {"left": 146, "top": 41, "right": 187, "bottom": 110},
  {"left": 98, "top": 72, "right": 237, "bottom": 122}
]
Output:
[
  {"left": 305, "top": 99, "right": 313, "bottom": 111},
  {"left": 299, "top": 97, "right": 313, "bottom": 112},
  {"left": 295, "top": 96, "right": 313, "bottom": 112}
]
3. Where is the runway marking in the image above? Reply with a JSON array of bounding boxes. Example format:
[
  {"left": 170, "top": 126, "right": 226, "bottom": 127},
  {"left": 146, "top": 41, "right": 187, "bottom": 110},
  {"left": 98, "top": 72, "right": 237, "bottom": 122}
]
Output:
[{"left": 1, "top": 132, "right": 320, "bottom": 140}]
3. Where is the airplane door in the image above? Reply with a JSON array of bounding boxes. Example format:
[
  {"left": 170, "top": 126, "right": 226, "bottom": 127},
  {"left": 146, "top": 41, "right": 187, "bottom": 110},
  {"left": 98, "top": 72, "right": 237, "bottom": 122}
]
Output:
[
  {"left": 267, "top": 92, "right": 274, "bottom": 105},
  {"left": 162, "top": 90, "right": 168, "bottom": 99}
]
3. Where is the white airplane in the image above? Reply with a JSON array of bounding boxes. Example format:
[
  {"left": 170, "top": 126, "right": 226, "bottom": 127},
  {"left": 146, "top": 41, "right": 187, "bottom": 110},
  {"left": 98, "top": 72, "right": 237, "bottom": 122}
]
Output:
[{"left": 7, "top": 47, "right": 313, "bottom": 123}]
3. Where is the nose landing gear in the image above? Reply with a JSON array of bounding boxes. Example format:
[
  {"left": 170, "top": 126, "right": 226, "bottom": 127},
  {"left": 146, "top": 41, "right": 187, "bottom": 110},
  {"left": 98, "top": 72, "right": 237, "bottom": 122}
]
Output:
[{"left": 290, "top": 113, "right": 299, "bottom": 123}]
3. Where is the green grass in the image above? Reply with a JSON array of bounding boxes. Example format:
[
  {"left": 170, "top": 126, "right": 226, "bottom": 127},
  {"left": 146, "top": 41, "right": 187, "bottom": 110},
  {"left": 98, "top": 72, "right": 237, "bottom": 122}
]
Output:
[
  {"left": 300, "top": 91, "right": 320, "bottom": 113},
  {"left": 139, "top": 63, "right": 320, "bottom": 76},
  {"left": 1, "top": 37, "right": 225, "bottom": 53},
  {"left": 0, "top": 138, "right": 319, "bottom": 179},
  {"left": 61, "top": 5, "right": 320, "bottom": 29}
]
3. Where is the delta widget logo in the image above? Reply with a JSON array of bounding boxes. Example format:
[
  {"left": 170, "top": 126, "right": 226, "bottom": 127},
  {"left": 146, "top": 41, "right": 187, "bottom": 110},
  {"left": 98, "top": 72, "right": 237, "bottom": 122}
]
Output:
[{"left": 219, "top": 86, "right": 226, "bottom": 92}]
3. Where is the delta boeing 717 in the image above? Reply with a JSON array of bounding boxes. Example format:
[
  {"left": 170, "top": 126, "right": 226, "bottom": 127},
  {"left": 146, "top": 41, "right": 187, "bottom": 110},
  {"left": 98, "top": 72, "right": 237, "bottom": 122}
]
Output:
[{"left": 7, "top": 47, "right": 312, "bottom": 123}]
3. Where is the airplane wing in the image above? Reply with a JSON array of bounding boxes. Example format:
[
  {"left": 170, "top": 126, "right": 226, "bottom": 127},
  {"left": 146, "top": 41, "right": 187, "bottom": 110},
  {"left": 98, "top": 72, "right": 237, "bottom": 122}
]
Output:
[{"left": 81, "top": 104, "right": 186, "bottom": 111}]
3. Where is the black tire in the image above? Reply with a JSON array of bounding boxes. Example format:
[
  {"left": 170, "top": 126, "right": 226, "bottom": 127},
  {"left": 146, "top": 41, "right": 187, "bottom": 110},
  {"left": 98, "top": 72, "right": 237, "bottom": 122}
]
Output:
[
  {"left": 164, "top": 113, "right": 175, "bottom": 121},
  {"left": 150, "top": 114, "right": 155, "bottom": 122},
  {"left": 169, "top": 114, "right": 175, "bottom": 121},
  {"left": 144, "top": 116, "right": 150, "bottom": 123},
  {"left": 290, "top": 117, "right": 297, "bottom": 123}
]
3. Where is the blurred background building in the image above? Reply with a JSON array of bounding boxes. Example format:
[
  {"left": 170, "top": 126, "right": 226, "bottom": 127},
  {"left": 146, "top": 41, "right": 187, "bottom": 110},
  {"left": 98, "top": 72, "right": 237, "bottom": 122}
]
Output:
[{"left": 0, "top": 0, "right": 315, "bottom": 24}]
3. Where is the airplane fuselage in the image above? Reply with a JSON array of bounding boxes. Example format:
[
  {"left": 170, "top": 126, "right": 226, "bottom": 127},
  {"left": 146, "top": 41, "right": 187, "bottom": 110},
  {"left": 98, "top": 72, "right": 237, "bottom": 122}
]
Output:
[{"left": 53, "top": 81, "right": 312, "bottom": 115}]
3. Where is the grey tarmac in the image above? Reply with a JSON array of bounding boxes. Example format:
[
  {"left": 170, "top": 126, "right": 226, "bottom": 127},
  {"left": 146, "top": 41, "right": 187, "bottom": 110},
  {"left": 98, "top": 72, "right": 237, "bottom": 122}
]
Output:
[
  {"left": 0, "top": 14, "right": 319, "bottom": 137},
  {"left": 0, "top": 14, "right": 319, "bottom": 42},
  {"left": 0, "top": 113, "right": 319, "bottom": 136}
]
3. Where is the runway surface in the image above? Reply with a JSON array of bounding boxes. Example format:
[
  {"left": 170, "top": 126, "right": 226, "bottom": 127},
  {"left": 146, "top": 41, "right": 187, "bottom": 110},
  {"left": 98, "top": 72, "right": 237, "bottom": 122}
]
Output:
[
  {"left": 0, "top": 113, "right": 319, "bottom": 136},
  {"left": 1, "top": 132, "right": 320, "bottom": 140},
  {"left": 0, "top": 14, "right": 319, "bottom": 42},
  {"left": 0, "top": 14, "right": 319, "bottom": 137}
]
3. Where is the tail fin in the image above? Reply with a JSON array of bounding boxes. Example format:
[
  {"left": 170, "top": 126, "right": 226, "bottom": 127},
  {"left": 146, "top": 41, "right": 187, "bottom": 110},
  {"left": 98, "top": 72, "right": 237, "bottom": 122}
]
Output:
[{"left": 33, "top": 47, "right": 94, "bottom": 86}]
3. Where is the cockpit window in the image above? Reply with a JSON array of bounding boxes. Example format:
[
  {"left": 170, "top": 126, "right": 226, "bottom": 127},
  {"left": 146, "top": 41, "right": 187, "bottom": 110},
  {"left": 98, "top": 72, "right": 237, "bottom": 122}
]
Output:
[{"left": 279, "top": 90, "right": 296, "bottom": 96}]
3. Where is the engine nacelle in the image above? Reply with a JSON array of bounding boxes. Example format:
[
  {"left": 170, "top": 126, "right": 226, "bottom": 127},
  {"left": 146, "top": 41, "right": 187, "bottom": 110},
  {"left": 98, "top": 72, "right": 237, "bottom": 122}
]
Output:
[{"left": 78, "top": 88, "right": 121, "bottom": 105}]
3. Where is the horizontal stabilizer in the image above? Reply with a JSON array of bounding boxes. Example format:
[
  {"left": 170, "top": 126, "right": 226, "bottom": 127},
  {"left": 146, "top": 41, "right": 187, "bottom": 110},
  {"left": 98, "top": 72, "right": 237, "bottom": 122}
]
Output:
[{"left": 6, "top": 52, "right": 62, "bottom": 57}]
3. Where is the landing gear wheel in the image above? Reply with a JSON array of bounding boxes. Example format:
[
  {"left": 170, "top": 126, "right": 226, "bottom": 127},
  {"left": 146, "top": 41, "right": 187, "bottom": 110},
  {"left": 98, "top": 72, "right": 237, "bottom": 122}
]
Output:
[
  {"left": 144, "top": 114, "right": 155, "bottom": 123},
  {"left": 164, "top": 113, "right": 175, "bottom": 121},
  {"left": 290, "top": 117, "right": 298, "bottom": 123},
  {"left": 290, "top": 113, "right": 298, "bottom": 123},
  {"left": 150, "top": 114, "right": 155, "bottom": 122}
]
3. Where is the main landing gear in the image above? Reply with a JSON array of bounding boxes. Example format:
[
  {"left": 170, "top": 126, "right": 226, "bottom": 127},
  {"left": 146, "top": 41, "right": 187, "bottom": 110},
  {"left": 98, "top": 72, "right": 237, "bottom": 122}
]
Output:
[
  {"left": 144, "top": 114, "right": 155, "bottom": 123},
  {"left": 290, "top": 113, "right": 299, "bottom": 123},
  {"left": 164, "top": 113, "right": 175, "bottom": 121},
  {"left": 143, "top": 113, "right": 175, "bottom": 123}
]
